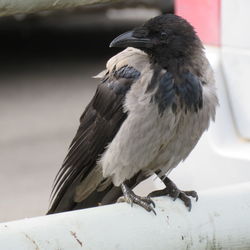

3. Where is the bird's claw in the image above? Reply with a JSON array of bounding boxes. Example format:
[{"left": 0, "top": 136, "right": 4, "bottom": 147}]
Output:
[
  {"left": 120, "top": 183, "right": 156, "bottom": 215},
  {"left": 148, "top": 185, "right": 198, "bottom": 212},
  {"left": 183, "top": 190, "right": 199, "bottom": 201}
]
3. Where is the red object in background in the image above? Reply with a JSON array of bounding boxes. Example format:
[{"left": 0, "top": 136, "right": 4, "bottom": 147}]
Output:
[{"left": 175, "top": 0, "right": 221, "bottom": 46}]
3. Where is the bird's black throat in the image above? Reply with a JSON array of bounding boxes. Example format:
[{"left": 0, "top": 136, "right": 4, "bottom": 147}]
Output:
[
  {"left": 146, "top": 50, "right": 204, "bottom": 116},
  {"left": 148, "top": 52, "right": 188, "bottom": 73}
]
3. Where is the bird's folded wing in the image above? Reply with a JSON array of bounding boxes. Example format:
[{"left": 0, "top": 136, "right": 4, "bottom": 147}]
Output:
[{"left": 48, "top": 64, "right": 141, "bottom": 213}]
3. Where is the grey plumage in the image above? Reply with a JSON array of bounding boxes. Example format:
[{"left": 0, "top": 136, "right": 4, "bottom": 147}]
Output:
[{"left": 48, "top": 14, "right": 218, "bottom": 214}]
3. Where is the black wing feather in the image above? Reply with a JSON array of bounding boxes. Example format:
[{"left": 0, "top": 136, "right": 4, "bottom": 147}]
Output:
[{"left": 48, "top": 66, "right": 140, "bottom": 213}]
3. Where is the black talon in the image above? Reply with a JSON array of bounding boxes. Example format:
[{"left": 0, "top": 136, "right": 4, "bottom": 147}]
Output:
[
  {"left": 151, "top": 200, "right": 156, "bottom": 208},
  {"left": 179, "top": 192, "right": 192, "bottom": 211},
  {"left": 185, "top": 191, "right": 199, "bottom": 201},
  {"left": 143, "top": 196, "right": 156, "bottom": 208},
  {"left": 151, "top": 207, "right": 157, "bottom": 215}
]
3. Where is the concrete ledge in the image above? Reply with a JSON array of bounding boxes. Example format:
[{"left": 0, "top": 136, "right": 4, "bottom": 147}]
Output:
[{"left": 1, "top": 182, "right": 250, "bottom": 249}]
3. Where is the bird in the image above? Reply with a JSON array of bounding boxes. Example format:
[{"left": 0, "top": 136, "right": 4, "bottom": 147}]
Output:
[{"left": 47, "top": 14, "right": 218, "bottom": 215}]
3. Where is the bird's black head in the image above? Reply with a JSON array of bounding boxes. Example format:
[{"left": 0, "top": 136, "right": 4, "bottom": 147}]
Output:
[{"left": 110, "top": 14, "right": 203, "bottom": 69}]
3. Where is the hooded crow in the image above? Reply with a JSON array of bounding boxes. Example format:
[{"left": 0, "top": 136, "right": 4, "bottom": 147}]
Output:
[{"left": 47, "top": 14, "right": 218, "bottom": 215}]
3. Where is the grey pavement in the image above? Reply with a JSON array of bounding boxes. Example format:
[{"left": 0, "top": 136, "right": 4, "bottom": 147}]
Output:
[{"left": 0, "top": 60, "right": 101, "bottom": 222}]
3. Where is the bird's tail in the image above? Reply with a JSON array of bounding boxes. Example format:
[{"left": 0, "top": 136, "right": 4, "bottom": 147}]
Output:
[
  {"left": 47, "top": 168, "right": 145, "bottom": 215},
  {"left": 47, "top": 166, "right": 111, "bottom": 214}
]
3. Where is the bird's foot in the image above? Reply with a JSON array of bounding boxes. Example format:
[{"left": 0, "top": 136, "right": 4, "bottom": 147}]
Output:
[
  {"left": 119, "top": 183, "right": 156, "bottom": 215},
  {"left": 148, "top": 178, "right": 198, "bottom": 211}
]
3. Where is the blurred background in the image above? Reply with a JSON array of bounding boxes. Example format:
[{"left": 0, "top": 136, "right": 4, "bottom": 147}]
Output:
[{"left": 1, "top": 0, "right": 250, "bottom": 222}]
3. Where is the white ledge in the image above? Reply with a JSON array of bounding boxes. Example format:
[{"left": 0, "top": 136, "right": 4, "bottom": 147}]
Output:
[
  {"left": 1, "top": 182, "right": 250, "bottom": 249},
  {"left": 0, "top": 0, "right": 119, "bottom": 17}
]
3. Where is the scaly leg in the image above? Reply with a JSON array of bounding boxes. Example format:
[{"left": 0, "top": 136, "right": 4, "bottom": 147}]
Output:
[
  {"left": 148, "top": 175, "right": 198, "bottom": 211},
  {"left": 120, "top": 183, "right": 156, "bottom": 215}
]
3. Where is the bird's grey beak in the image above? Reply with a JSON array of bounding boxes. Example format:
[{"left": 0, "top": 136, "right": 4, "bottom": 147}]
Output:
[{"left": 110, "top": 31, "right": 153, "bottom": 48}]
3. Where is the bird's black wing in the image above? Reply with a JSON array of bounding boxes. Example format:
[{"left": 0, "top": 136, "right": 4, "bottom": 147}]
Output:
[{"left": 48, "top": 65, "right": 140, "bottom": 214}]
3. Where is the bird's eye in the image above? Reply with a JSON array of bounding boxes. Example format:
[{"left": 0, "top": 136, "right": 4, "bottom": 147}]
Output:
[{"left": 160, "top": 32, "right": 168, "bottom": 39}]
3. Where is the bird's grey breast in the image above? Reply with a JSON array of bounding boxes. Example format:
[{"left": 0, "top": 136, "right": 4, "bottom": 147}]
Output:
[
  {"left": 100, "top": 48, "right": 218, "bottom": 186},
  {"left": 101, "top": 57, "right": 182, "bottom": 185},
  {"left": 148, "top": 60, "right": 218, "bottom": 175}
]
